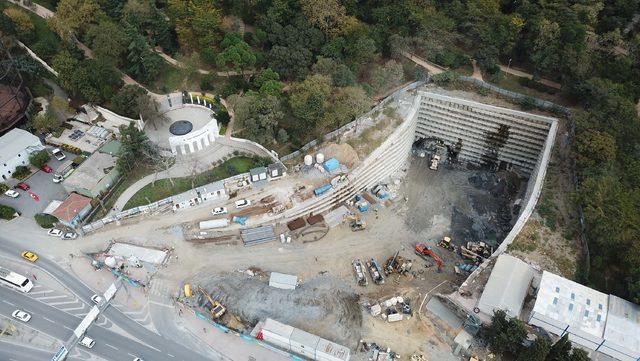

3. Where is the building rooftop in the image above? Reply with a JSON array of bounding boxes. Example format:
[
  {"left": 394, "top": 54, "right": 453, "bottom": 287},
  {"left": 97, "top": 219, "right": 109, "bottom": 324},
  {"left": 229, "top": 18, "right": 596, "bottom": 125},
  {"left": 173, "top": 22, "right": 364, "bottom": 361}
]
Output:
[
  {"left": 196, "top": 180, "right": 225, "bottom": 194},
  {"left": 52, "top": 193, "right": 92, "bottom": 222},
  {"left": 64, "top": 152, "right": 117, "bottom": 192},
  {"left": 0, "top": 128, "right": 41, "bottom": 163},
  {"left": 250, "top": 167, "right": 267, "bottom": 176},
  {"left": 477, "top": 254, "right": 534, "bottom": 318},
  {"left": 98, "top": 140, "right": 121, "bottom": 155},
  {"left": 603, "top": 295, "right": 640, "bottom": 355},
  {"left": 533, "top": 271, "right": 609, "bottom": 338}
]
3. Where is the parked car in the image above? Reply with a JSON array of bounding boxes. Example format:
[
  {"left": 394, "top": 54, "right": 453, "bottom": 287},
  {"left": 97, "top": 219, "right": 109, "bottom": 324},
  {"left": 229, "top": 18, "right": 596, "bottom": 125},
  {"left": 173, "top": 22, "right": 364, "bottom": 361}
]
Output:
[
  {"left": 52, "top": 174, "right": 64, "bottom": 183},
  {"left": 4, "top": 189, "right": 19, "bottom": 198},
  {"left": 47, "top": 228, "right": 63, "bottom": 237},
  {"left": 61, "top": 232, "right": 78, "bottom": 240},
  {"left": 21, "top": 251, "right": 38, "bottom": 262},
  {"left": 51, "top": 148, "right": 66, "bottom": 161},
  {"left": 133, "top": 358, "right": 144, "bottom": 361},
  {"left": 11, "top": 310, "right": 31, "bottom": 322},
  {"left": 41, "top": 164, "right": 53, "bottom": 173},
  {"left": 15, "top": 182, "right": 30, "bottom": 191},
  {"left": 79, "top": 336, "right": 95, "bottom": 348},
  {"left": 211, "top": 207, "right": 228, "bottom": 215},
  {"left": 91, "top": 294, "right": 103, "bottom": 304},
  {"left": 234, "top": 199, "right": 251, "bottom": 209}
]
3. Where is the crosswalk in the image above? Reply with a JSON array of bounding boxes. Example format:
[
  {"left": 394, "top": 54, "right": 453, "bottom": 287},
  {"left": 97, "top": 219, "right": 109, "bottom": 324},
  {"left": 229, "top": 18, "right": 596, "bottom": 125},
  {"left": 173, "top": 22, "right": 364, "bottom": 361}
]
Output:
[{"left": 148, "top": 278, "right": 177, "bottom": 301}]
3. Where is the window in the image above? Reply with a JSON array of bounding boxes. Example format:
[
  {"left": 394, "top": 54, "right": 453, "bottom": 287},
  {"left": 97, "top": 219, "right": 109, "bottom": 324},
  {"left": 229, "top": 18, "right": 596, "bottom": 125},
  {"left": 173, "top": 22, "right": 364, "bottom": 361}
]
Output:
[
  {"left": 569, "top": 304, "right": 574, "bottom": 311},
  {"left": 584, "top": 310, "right": 589, "bottom": 317},
  {"left": 598, "top": 304, "right": 603, "bottom": 310},
  {"left": 553, "top": 298, "right": 558, "bottom": 305},
  {"left": 571, "top": 293, "right": 575, "bottom": 300},
  {"left": 555, "top": 287, "right": 560, "bottom": 293},
  {"left": 587, "top": 299, "right": 591, "bottom": 305},
  {"left": 597, "top": 315, "right": 602, "bottom": 322}
]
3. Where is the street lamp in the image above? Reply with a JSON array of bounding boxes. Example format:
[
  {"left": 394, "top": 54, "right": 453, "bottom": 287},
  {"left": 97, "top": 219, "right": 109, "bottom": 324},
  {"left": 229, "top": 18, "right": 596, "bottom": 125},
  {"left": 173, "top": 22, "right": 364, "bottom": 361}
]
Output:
[{"left": 507, "top": 58, "right": 512, "bottom": 71}]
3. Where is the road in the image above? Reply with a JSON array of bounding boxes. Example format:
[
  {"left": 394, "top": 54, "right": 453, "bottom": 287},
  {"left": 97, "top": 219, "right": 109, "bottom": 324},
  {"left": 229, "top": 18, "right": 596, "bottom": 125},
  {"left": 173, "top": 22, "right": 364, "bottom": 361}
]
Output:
[
  {"left": 0, "top": 340, "right": 82, "bottom": 361},
  {"left": 0, "top": 237, "right": 220, "bottom": 361}
]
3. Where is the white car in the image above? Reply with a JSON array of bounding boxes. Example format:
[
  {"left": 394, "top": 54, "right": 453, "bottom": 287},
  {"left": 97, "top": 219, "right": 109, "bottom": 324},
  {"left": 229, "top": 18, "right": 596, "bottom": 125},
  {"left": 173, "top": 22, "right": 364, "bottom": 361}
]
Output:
[
  {"left": 4, "top": 189, "right": 19, "bottom": 198},
  {"left": 79, "top": 336, "right": 95, "bottom": 348},
  {"left": 133, "top": 358, "right": 144, "bottom": 361},
  {"left": 12, "top": 310, "right": 31, "bottom": 322},
  {"left": 234, "top": 199, "right": 251, "bottom": 209},
  {"left": 91, "top": 294, "right": 103, "bottom": 304},
  {"left": 53, "top": 174, "right": 64, "bottom": 183},
  {"left": 211, "top": 207, "right": 228, "bottom": 215},
  {"left": 51, "top": 148, "right": 66, "bottom": 161},
  {"left": 48, "top": 228, "right": 63, "bottom": 237},
  {"left": 61, "top": 232, "right": 78, "bottom": 240}
]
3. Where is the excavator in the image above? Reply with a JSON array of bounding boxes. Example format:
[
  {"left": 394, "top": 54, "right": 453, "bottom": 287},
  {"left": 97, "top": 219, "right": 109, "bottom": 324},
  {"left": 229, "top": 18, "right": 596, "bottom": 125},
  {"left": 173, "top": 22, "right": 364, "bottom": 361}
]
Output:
[
  {"left": 415, "top": 243, "right": 443, "bottom": 271},
  {"left": 197, "top": 286, "right": 226, "bottom": 319}
]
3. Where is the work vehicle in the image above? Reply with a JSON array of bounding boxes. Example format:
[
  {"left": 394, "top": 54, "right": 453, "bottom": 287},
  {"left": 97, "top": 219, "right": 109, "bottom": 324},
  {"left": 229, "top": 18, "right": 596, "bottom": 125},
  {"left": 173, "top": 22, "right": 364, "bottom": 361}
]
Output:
[
  {"left": 61, "top": 232, "right": 78, "bottom": 240},
  {"left": 234, "top": 199, "right": 251, "bottom": 209},
  {"left": 15, "top": 182, "right": 30, "bottom": 191},
  {"left": 198, "top": 286, "right": 226, "bottom": 318},
  {"left": 429, "top": 155, "right": 441, "bottom": 170},
  {"left": 41, "top": 164, "right": 53, "bottom": 173},
  {"left": 52, "top": 173, "right": 64, "bottom": 183},
  {"left": 0, "top": 267, "right": 34, "bottom": 292},
  {"left": 51, "top": 148, "right": 66, "bottom": 161},
  {"left": 11, "top": 310, "right": 31, "bottom": 322},
  {"left": 21, "top": 251, "right": 38, "bottom": 262},
  {"left": 384, "top": 251, "right": 413, "bottom": 276},
  {"left": 415, "top": 243, "right": 443, "bottom": 271},
  {"left": 4, "top": 189, "right": 19, "bottom": 198},
  {"left": 211, "top": 207, "right": 228, "bottom": 215},
  {"left": 79, "top": 336, "right": 95, "bottom": 348},
  {"left": 437, "top": 236, "right": 456, "bottom": 252},
  {"left": 352, "top": 259, "right": 368, "bottom": 286},
  {"left": 366, "top": 259, "right": 385, "bottom": 284},
  {"left": 461, "top": 241, "right": 492, "bottom": 261},
  {"left": 91, "top": 294, "right": 103, "bottom": 304},
  {"left": 48, "top": 228, "right": 63, "bottom": 237},
  {"left": 350, "top": 219, "right": 367, "bottom": 231}
]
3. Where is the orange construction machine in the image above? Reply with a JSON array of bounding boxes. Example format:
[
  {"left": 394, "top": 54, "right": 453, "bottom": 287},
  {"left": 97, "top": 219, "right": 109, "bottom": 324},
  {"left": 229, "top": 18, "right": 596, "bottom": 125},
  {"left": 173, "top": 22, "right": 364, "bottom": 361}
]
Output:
[{"left": 415, "top": 243, "right": 443, "bottom": 271}]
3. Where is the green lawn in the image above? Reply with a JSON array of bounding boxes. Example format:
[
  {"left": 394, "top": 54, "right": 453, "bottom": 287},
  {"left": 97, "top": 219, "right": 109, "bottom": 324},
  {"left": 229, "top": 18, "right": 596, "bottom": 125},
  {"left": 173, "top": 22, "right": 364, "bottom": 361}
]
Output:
[{"left": 123, "top": 157, "right": 267, "bottom": 210}]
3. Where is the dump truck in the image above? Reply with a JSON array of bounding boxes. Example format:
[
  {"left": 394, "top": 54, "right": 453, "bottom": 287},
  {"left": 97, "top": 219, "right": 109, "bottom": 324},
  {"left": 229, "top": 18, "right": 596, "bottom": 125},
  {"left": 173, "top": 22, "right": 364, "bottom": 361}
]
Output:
[
  {"left": 352, "top": 259, "right": 368, "bottom": 286},
  {"left": 366, "top": 259, "right": 385, "bottom": 284}
]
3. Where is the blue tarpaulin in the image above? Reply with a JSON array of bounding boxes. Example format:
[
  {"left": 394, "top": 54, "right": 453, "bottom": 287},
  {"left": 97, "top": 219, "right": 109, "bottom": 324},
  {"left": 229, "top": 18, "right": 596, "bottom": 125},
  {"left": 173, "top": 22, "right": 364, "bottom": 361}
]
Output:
[
  {"left": 323, "top": 158, "right": 339, "bottom": 172},
  {"left": 314, "top": 183, "right": 332, "bottom": 196}
]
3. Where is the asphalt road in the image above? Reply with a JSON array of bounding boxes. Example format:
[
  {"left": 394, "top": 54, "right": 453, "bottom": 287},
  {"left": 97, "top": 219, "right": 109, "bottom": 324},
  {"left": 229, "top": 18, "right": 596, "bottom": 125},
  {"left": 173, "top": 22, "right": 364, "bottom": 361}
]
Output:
[
  {"left": 0, "top": 340, "right": 82, "bottom": 361},
  {"left": 0, "top": 289, "right": 174, "bottom": 361},
  {"left": 0, "top": 237, "right": 218, "bottom": 361}
]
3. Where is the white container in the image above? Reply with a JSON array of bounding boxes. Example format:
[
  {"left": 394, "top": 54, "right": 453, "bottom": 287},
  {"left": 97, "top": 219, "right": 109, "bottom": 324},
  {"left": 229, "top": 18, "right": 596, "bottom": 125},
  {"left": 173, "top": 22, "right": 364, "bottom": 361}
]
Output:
[
  {"left": 316, "top": 338, "right": 351, "bottom": 361},
  {"left": 199, "top": 219, "right": 229, "bottom": 229},
  {"left": 370, "top": 304, "right": 382, "bottom": 316},
  {"left": 316, "top": 153, "right": 325, "bottom": 164},
  {"left": 387, "top": 313, "right": 403, "bottom": 322},
  {"left": 304, "top": 155, "right": 313, "bottom": 166},
  {"left": 290, "top": 328, "right": 320, "bottom": 359},
  {"left": 262, "top": 318, "right": 293, "bottom": 351}
]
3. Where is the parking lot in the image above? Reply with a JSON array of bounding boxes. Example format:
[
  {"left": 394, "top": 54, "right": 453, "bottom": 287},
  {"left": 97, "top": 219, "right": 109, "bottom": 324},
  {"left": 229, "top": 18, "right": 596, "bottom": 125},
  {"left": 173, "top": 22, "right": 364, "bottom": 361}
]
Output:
[{"left": 1, "top": 148, "right": 73, "bottom": 218}]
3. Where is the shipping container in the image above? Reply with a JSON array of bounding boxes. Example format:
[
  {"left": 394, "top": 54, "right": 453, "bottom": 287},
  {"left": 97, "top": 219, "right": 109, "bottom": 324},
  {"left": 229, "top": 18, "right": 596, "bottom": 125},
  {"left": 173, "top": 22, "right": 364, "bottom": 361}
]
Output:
[
  {"left": 199, "top": 219, "right": 229, "bottom": 229},
  {"left": 262, "top": 319, "right": 294, "bottom": 351},
  {"left": 316, "top": 338, "right": 351, "bottom": 361},
  {"left": 290, "top": 328, "right": 320, "bottom": 359}
]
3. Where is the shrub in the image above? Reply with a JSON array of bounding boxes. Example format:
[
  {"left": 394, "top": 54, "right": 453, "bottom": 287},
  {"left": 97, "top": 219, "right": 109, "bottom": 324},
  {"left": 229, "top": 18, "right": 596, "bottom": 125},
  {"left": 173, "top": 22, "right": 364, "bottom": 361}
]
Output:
[
  {"left": 431, "top": 71, "right": 459, "bottom": 85},
  {"left": 200, "top": 73, "right": 216, "bottom": 91},
  {"left": 0, "top": 205, "right": 18, "bottom": 220},
  {"left": 519, "top": 96, "right": 537, "bottom": 111},
  {"left": 34, "top": 213, "right": 58, "bottom": 228},
  {"left": 12, "top": 165, "right": 31, "bottom": 179},
  {"left": 29, "top": 149, "right": 50, "bottom": 168},
  {"left": 0, "top": 183, "right": 8, "bottom": 193}
]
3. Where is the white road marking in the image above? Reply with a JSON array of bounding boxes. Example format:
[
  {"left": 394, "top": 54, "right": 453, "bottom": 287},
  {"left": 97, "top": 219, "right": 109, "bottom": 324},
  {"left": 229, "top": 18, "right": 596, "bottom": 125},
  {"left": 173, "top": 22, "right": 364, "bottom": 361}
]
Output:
[
  {"left": 127, "top": 353, "right": 136, "bottom": 357},
  {"left": 48, "top": 300, "right": 79, "bottom": 306},
  {"left": 62, "top": 325, "right": 72, "bottom": 330},
  {"left": 104, "top": 343, "right": 118, "bottom": 350},
  {"left": 58, "top": 304, "right": 85, "bottom": 312},
  {"left": 1, "top": 300, "right": 15, "bottom": 306},
  {"left": 149, "top": 300, "right": 173, "bottom": 308},
  {"left": 42, "top": 317, "right": 55, "bottom": 323},
  {"left": 167, "top": 353, "right": 175, "bottom": 358},
  {"left": 37, "top": 294, "right": 69, "bottom": 301}
]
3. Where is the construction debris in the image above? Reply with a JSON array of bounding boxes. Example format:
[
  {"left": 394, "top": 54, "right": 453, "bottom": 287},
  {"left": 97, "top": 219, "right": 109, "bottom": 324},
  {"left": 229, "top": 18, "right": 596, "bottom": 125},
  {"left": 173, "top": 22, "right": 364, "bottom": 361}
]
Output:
[
  {"left": 384, "top": 251, "right": 413, "bottom": 276},
  {"left": 241, "top": 225, "right": 276, "bottom": 246},
  {"left": 359, "top": 340, "right": 401, "bottom": 360}
]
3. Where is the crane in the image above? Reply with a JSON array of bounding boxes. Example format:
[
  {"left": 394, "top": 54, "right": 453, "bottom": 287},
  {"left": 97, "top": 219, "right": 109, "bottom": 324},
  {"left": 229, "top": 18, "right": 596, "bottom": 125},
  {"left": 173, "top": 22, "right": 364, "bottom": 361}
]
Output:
[{"left": 415, "top": 243, "right": 443, "bottom": 271}]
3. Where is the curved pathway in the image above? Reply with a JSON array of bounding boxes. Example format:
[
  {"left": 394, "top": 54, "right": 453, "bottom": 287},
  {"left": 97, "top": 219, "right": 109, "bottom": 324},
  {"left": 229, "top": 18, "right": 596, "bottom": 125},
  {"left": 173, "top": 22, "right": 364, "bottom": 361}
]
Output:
[{"left": 155, "top": 49, "right": 257, "bottom": 77}]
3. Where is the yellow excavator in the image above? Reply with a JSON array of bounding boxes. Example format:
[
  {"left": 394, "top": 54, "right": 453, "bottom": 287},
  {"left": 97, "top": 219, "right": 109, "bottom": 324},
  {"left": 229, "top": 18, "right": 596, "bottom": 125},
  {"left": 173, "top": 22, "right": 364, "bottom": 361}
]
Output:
[{"left": 197, "top": 286, "right": 226, "bottom": 318}]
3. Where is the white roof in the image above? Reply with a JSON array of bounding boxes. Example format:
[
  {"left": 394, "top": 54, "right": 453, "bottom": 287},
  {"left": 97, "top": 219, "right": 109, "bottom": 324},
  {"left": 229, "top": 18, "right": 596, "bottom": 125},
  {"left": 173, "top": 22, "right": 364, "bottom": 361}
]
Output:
[
  {"left": 43, "top": 200, "right": 63, "bottom": 215},
  {"left": 477, "top": 254, "right": 534, "bottom": 318},
  {"left": 263, "top": 318, "right": 294, "bottom": 338},
  {"left": 603, "top": 295, "right": 640, "bottom": 355},
  {"left": 269, "top": 272, "right": 297, "bottom": 286},
  {"left": 533, "top": 271, "right": 608, "bottom": 338},
  {"left": 0, "top": 128, "right": 41, "bottom": 163},
  {"left": 107, "top": 243, "right": 168, "bottom": 265}
]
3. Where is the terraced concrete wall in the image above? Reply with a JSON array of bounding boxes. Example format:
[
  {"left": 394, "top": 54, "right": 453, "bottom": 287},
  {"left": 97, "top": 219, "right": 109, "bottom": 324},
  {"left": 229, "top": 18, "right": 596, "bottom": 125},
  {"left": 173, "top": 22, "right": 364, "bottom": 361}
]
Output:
[{"left": 415, "top": 92, "right": 554, "bottom": 175}]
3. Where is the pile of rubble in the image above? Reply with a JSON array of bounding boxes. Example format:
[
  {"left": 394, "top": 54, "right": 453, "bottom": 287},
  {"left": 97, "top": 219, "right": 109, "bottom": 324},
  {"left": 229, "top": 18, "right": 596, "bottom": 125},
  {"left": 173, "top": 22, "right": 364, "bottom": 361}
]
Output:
[{"left": 365, "top": 295, "right": 413, "bottom": 323}]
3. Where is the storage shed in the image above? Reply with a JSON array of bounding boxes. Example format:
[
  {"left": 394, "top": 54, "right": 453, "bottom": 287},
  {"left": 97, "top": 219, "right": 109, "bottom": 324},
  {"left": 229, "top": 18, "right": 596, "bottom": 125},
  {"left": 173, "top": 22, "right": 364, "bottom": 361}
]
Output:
[
  {"left": 249, "top": 166, "right": 268, "bottom": 183},
  {"left": 269, "top": 272, "right": 298, "bottom": 290},
  {"left": 528, "top": 271, "right": 608, "bottom": 351},
  {"left": 477, "top": 254, "right": 534, "bottom": 318}
]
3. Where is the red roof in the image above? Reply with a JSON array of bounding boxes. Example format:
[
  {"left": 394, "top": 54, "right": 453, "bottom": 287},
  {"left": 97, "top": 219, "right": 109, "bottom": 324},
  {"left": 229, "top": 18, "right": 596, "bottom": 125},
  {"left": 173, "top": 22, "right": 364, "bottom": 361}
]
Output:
[{"left": 52, "top": 193, "right": 92, "bottom": 222}]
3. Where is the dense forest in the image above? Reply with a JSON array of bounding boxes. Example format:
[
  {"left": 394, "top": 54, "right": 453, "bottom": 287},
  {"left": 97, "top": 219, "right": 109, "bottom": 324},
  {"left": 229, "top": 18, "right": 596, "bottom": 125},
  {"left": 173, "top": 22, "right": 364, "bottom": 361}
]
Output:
[{"left": 1, "top": 0, "right": 640, "bottom": 302}]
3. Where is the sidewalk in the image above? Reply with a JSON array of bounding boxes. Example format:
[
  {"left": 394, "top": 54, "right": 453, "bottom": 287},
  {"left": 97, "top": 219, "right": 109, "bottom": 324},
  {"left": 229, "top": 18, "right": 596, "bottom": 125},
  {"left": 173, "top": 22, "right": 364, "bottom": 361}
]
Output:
[{"left": 177, "top": 307, "right": 288, "bottom": 361}]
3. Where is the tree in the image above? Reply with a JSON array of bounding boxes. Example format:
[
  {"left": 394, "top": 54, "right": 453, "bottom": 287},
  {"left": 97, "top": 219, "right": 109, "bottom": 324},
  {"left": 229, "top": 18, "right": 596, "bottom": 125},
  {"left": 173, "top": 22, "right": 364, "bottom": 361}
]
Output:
[
  {"left": 137, "top": 93, "right": 168, "bottom": 130},
  {"left": 125, "top": 28, "right": 163, "bottom": 83},
  {"left": 49, "top": 0, "right": 102, "bottom": 38},
  {"left": 215, "top": 32, "right": 256, "bottom": 75},
  {"left": 111, "top": 85, "right": 148, "bottom": 118},
  {"left": 575, "top": 130, "right": 616, "bottom": 171},
  {"left": 484, "top": 310, "right": 527, "bottom": 356},
  {"left": 85, "top": 20, "right": 128, "bottom": 66},
  {"left": 517, "top": 337, "right": 550, "bottom": 361},
  {"left": 117, "top": 122, "right": 155, "bottom": 172},
  {"left": 370, "top": 60, "right": 404, "bottom": 92},
  {"left": 3, "top": 8, "right": 34, "bottom": 38},
  {"left": 299, "top": 0, "right": 354, "bottom": 37},
  {"left": 289, "top": 74, "right": 332, "bottom": 131},
  {"left": 230, "top": 94, "right": 284, "bottom": 144},
  {"left": 167, "top": 0, "right": 223, "bottom": 51},
  {"left": 0, "top": 205, "right": 18, "bottom": 220},
  {"left": 29, "top": 150, "right": 51, "bottom": 169},
  {"left": 30, "top": 107, "right": 62, "bottom": 134},
  {"left": 547, "top": 334, "right": 573, "bottom": 361},
  {"left": 323, "top": 86, "right": 371, "bottom": 129},
  {"left": 312, "top": 57, "right": 355, "bottom": 87},
  {"left": 268, "top": 45, "right": 313, "bottom": 80}
]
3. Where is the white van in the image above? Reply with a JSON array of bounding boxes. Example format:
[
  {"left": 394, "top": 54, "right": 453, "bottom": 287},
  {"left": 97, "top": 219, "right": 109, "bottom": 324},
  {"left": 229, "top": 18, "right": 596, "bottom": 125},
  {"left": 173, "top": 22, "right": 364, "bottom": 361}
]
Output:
[{"left": 79, "top": 336, "right": 95, "bottom": 348}]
